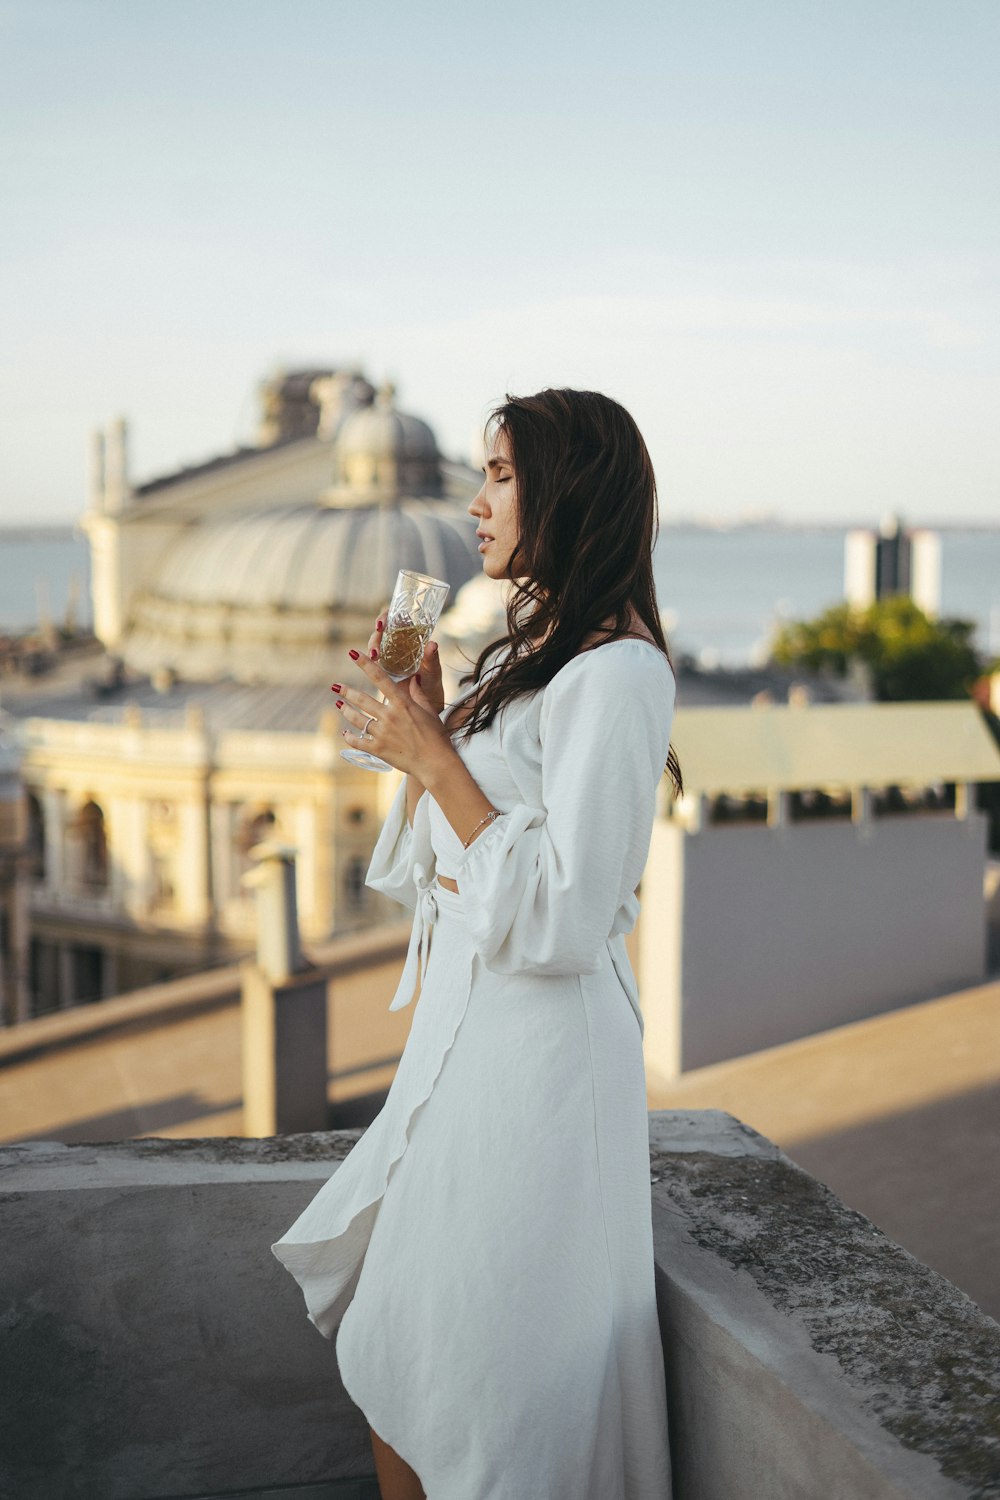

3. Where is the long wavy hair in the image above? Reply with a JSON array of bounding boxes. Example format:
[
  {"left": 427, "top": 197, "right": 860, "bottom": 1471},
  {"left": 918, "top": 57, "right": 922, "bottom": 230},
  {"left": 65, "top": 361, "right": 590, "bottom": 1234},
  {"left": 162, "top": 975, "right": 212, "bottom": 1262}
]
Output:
[{"left": 442, "top": 388, "right": 683, "bottom": 797}]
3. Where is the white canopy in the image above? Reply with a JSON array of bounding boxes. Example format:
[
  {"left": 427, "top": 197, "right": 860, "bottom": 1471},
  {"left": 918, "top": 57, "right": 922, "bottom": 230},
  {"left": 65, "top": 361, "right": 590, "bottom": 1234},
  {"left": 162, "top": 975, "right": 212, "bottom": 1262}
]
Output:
[{"left": 669, "top": 701, "right": 1000, "bottom": 795}]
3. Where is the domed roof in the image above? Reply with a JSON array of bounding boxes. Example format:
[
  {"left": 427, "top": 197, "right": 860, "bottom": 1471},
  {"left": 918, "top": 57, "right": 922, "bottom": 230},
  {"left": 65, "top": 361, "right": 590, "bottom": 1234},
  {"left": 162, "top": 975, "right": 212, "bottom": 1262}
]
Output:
[
  {"left": 123, "top": 501, "right": 483, "bottom": 684},
  {"left": 326, "top": 386, "right": 442, "bottom": 506},
  {"left": 337, "top": 402, "right": 438, "bottom": 463}
]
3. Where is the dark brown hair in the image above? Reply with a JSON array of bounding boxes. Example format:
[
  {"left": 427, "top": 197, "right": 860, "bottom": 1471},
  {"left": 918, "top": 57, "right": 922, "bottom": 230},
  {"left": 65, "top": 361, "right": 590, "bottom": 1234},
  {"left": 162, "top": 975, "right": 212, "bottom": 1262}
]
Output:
[{"left": 443, "top": 387, "right": 683, "bottom": 796}]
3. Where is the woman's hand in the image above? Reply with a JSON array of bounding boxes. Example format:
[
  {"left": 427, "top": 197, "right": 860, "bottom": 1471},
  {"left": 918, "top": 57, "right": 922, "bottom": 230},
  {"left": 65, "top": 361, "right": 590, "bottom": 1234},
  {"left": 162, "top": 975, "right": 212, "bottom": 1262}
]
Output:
[
  {"left": 333, "top": 634, "right": 455, "bottom": 781},
  {"left": 366, "top": 607, "right": 446, "bottom": 717}
]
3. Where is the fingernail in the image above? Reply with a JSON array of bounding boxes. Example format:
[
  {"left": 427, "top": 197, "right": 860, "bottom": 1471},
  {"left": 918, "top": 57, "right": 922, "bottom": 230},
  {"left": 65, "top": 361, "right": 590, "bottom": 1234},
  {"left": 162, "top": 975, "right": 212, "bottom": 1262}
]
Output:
[
  {"left": 330, "top": 683, "right": 342, "bottom": 692},
  {"left": 348, "top": 649, "right": 359, "bottom": 660},
  {"left": 415, "top": 673, "right": 421, "bottom": 685},
  {"left": 335, "top": 698, "right": 344, "bottom": 708},
  {"left": 377, "top": 618, "right": 384, "bottom": 630},
  {"left": 370, "top": 648, "right": 378, "bottom": 659}
]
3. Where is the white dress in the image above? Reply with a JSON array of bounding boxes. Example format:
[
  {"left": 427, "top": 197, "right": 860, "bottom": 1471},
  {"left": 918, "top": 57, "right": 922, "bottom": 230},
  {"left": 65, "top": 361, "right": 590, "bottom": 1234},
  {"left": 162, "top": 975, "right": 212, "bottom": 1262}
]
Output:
[{"left": 271, "top": 638, "right": 676, "bottom": 1499}]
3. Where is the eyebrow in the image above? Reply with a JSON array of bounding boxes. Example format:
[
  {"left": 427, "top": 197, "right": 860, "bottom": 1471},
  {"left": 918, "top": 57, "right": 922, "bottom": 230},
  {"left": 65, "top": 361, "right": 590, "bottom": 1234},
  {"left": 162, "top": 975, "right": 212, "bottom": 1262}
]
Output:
[{"left": 485, "top": 456, "right": 511, "bottom": 471}]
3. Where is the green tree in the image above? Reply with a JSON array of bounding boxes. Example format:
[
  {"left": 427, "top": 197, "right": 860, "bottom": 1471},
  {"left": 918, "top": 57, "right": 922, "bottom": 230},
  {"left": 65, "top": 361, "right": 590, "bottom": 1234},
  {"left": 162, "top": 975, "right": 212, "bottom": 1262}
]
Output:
[{"left": 769, "top": 596, "right": 986, "bottom": 701}]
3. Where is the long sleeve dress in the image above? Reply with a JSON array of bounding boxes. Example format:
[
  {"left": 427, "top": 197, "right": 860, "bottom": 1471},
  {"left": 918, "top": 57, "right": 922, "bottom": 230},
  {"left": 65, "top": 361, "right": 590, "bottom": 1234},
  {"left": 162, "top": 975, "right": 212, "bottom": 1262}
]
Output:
[{"left": 271, "top": 637, "right": 677, "bottom": 1500}]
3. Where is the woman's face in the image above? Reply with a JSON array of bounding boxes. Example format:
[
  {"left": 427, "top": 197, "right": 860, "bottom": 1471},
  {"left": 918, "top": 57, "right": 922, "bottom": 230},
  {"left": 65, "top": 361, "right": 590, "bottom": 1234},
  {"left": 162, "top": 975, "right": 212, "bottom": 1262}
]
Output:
[{"left": 469, "top": 426, "right": 519, "bottom": 579}]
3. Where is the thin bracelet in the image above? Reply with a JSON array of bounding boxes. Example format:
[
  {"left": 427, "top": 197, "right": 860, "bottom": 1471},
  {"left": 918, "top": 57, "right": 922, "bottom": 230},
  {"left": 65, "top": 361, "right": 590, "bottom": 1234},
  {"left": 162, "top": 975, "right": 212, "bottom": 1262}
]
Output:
[{"left": 463, "top": 808, "right": 500, "bottom": 848}]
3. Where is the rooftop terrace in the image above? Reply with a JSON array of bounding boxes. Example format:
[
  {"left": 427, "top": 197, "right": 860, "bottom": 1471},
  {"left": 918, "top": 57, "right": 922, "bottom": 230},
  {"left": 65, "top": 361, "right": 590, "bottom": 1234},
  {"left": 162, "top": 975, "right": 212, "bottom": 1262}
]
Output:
[{"left": 2, "top": 1111, "right": 998, "bottom": 1498}]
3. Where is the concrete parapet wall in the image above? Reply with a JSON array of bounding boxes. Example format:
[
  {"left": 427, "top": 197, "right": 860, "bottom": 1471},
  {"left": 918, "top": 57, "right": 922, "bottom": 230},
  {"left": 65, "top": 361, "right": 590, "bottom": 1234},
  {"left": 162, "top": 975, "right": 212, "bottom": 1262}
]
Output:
[
  {"left": 0, "top": 918, "right": 411, "bottom": 1070},
  {"left": 0, "top": 1113, "right": 997, "bottom": 1499},
  {"left": 649, "top": 1111, "right": 999, "bottom": 1498},
  {"left": 642, "top": 811, "right": 990, "bottom": 1076},
  {"left": 0, "top": 1132, "right": 374, "bottom": 1500}
]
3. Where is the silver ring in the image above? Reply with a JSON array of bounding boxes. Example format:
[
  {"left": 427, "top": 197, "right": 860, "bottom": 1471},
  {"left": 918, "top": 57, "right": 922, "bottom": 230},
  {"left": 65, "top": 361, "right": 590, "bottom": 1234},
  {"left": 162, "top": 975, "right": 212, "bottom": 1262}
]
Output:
[{"left": 361, "top": 713, "right": 377, "bottom": 741}]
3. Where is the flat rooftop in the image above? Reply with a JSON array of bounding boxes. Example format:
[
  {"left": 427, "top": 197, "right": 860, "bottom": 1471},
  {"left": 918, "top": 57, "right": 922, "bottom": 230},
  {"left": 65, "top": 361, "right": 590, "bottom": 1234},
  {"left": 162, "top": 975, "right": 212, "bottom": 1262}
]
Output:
[{"left": 0, "top": 953, "right": 997, "bottom": 1324}]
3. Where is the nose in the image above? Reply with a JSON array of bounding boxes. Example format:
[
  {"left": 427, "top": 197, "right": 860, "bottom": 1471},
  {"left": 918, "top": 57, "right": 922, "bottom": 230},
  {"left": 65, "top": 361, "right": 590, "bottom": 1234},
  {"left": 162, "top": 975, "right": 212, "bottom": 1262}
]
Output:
[{"left": 469, "top": 482, "right": 488, "bottom": 517}]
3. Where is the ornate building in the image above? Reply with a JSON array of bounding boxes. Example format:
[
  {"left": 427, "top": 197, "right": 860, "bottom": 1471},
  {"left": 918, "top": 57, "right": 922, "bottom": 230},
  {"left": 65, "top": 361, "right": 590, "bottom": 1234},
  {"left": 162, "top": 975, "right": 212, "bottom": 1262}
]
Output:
[{"left": 10, "top": 368, "right": 485, "bottom": 1016}]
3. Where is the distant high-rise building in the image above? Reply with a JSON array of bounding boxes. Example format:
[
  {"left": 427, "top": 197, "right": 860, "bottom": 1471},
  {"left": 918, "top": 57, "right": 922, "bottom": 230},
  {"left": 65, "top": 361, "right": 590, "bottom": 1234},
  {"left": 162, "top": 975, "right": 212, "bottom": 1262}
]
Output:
[{"left": 844, "top": 513, "right": 941, "bottom": 617}]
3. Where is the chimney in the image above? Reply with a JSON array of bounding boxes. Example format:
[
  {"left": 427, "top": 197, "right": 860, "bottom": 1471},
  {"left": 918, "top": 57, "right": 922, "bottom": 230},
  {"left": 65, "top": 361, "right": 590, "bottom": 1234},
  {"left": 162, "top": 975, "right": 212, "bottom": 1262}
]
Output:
[
  {"left": 104, "top": 417, "right": 131, "bottom": 513},
  {"left": 240, "top": 844, "right": 329, "bottom": 1135},
  {"left": 89, "top": 430, "right": 106, "bottom": 512}
]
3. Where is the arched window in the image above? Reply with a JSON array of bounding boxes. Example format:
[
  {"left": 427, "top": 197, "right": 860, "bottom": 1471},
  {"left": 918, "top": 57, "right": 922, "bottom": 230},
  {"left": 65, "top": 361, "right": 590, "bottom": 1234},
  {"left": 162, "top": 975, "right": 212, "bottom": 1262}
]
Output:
[
  {"left": 76, "top": 800, "right": 108, "bottom": 892},
  {"left": 344, "top": 855, "right": 368, "bottom": 907},
  {"left": 237, "top": 807, "right": 277, "bottom": 857},
  {"left": 235, "top": 806, "right": 278, "bottom": 890}
]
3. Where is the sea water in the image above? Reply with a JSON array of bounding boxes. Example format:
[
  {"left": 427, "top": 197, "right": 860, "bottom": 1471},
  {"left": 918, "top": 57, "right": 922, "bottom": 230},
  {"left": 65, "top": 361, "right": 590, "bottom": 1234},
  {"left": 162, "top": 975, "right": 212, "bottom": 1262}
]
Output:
[{"left": 1, "top": 525, "right": 998, "bottom": 670}]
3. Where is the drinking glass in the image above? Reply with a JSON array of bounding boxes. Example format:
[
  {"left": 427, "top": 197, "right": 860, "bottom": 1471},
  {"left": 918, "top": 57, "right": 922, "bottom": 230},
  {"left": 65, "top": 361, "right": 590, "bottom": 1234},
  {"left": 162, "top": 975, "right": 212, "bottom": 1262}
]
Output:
[{"left": 340, "top": 568, "right": 451, "bottom": 772}]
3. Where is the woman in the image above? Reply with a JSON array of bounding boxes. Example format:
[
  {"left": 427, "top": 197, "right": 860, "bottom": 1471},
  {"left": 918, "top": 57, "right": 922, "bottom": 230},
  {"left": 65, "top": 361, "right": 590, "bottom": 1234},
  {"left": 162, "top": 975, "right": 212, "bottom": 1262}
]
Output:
[{"left": 271, "top": 387, "right": 683, "bottom": 1500}]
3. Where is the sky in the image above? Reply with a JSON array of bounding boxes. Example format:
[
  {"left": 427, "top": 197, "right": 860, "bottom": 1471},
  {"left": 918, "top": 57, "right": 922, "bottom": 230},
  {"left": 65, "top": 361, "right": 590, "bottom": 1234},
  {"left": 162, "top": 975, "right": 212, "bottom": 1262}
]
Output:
[{"left": 1, "top": 0, "right": 998, "bottom": 525}]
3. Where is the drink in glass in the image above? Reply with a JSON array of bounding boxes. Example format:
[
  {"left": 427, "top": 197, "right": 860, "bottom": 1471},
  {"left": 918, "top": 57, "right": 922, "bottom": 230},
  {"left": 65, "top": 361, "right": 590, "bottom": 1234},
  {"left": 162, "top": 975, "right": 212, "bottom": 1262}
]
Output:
[{"left": 340, "top": 568, "right": 450, "bottom": 772}]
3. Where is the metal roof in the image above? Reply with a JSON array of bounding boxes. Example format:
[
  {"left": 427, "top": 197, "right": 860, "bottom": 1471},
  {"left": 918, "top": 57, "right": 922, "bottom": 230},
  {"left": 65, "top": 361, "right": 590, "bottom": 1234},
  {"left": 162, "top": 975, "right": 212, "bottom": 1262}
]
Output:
[
  {"left": 4, "top": 677, "right": 333, "bottom": 735},
  {"left": 138, "top": 500, "right": 478, "bottom": 611},
  {"left": 133, "top": 436, "right": 309, "bottom": 497}
]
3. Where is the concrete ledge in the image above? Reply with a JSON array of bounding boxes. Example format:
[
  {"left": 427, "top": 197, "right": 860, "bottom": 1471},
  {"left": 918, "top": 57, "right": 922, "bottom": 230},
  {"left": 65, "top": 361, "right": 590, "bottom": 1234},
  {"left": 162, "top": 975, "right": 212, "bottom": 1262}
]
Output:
[
  {"left": 179, "top": 1483, "right": 378, "bottom": 1500},
  {"left": 650, "top": 1110, "right": 1000, "bottom": 1498},
  {"left": 0, "top": 1131, "right": 378, "bottom": 1500},
  {"left": 1, "top": 1113, "right": 998, "bottom": 1498},
  {"left": 177, "top": 1482, "right": 377, "bottom": 1494}
]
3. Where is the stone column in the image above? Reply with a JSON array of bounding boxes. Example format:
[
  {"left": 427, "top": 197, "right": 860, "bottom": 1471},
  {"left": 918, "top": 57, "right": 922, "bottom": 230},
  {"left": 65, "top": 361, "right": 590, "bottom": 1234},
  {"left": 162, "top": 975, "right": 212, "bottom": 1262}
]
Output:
[
  {"left": 177, "top": 799, "right": 212, "bottom": 926},
  {"left": 291, "top": 801, "right": 316, "bottom": 935},
  {"left": 209, "top": 802, "right": 236, "bottom": 916},
  {"left": 110, "top": 795, "right": 149, "bottom": 916}
]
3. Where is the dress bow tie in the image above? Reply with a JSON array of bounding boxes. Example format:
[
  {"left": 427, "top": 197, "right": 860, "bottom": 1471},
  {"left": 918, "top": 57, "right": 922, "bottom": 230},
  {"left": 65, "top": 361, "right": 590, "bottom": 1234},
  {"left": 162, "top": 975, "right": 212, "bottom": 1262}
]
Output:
[{"left": 388, "top": 862, "right": 439, "bottom": 1012}]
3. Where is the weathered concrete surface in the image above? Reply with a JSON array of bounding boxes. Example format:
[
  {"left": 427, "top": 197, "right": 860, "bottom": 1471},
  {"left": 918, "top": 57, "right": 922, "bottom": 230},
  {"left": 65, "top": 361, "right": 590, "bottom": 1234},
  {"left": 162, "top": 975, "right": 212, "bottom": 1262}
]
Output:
[
  {"left": 1, "top": 1115, "right": 998, "bottom": 1499},
  {"left": 648, "top": 979, "right": 1000, "bottom": 1323},
  {"left": 650, "top": 1111, "right": 1000, "bottom": 1499},
  {"left": 0, "top": 1131, "right": 372, "bottom": 1500}
]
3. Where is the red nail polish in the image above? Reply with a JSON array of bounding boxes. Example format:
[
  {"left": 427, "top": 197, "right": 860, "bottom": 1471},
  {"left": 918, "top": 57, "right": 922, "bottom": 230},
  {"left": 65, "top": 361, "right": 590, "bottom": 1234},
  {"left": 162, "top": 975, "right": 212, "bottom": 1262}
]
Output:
[
  {"left": 331, "top": 683, "right": 341, "bottom": 692},
  {"left": 377, "top": 618, "right": 384, "bottom": 629},
  {"left": 370, "top": 648, "right": 378, "bottom": 660},
  {"left": 348, "top": 649, "right": 360, "bottom": 660},
  {"left": 336, "top": 698, "right": 344, "bottom": 708}
]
